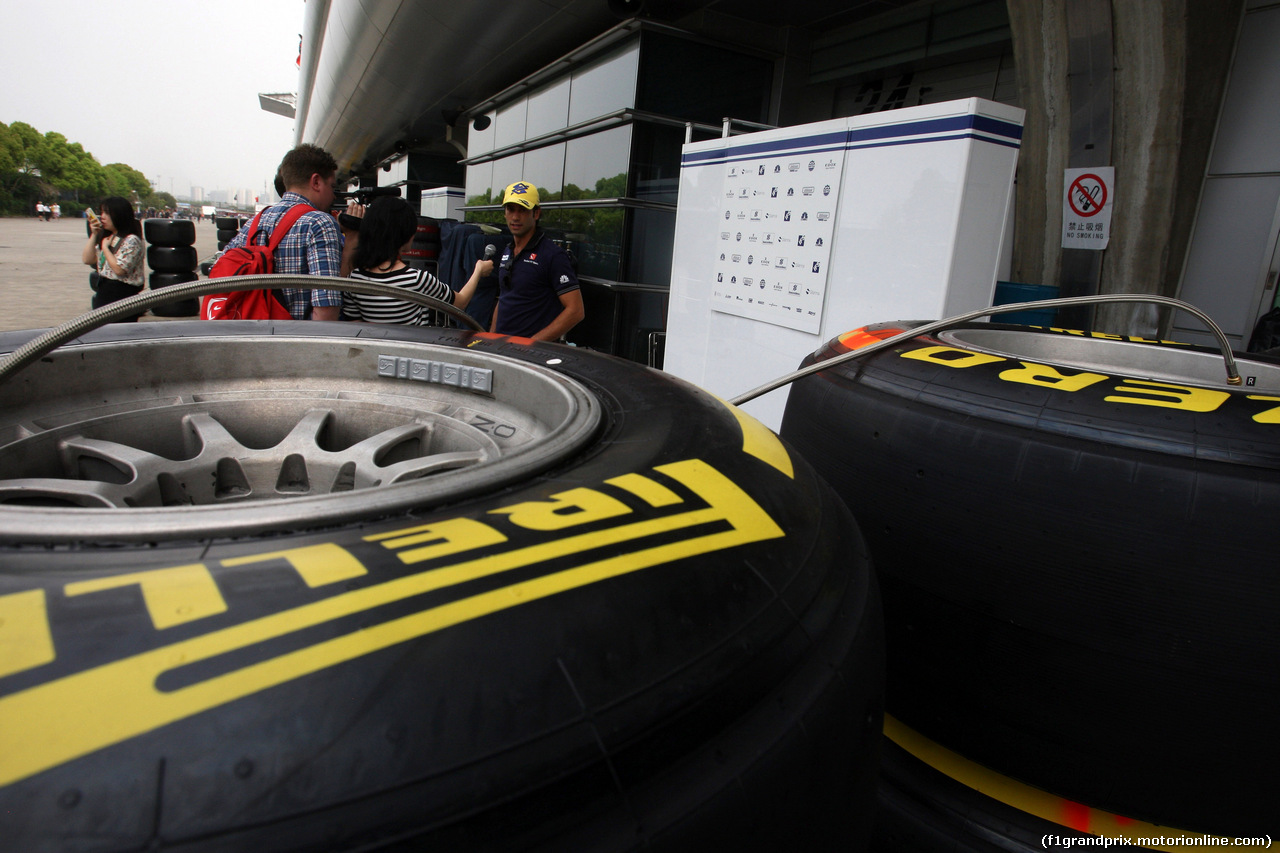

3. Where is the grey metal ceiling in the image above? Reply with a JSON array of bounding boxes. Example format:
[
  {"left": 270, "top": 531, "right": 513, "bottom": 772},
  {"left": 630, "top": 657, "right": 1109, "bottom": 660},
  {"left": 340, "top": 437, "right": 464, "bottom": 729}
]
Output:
[{"left": 297, "top": 0, "right": 923, "bottom": 177}]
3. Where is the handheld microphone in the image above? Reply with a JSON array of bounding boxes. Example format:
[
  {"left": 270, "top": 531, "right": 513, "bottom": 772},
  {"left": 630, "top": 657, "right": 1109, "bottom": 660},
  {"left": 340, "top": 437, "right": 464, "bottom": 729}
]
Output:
[{"left": 482, "top": 243, "right": 497, "bottom": 262}]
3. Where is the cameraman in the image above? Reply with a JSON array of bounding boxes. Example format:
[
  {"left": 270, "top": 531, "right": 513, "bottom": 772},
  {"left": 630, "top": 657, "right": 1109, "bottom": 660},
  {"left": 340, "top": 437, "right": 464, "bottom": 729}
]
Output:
[{"left": 222, "top": 144, "right": 353, "bottom": 320}]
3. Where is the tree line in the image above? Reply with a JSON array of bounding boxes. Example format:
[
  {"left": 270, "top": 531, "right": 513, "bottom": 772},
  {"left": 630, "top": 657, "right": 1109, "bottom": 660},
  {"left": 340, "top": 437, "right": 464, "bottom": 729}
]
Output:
[{"left": 0, "top": 121, "right": 176, "bottom": 216}]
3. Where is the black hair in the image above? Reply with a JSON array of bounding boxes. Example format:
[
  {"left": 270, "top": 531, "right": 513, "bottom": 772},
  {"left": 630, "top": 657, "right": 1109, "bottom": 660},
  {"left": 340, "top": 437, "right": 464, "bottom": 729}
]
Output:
[
  {"left": 353, "top": 196, "right": 418, "bottom": 272},
  {"left": 100, "top": 196, "right": 141, "bottom": 238}
]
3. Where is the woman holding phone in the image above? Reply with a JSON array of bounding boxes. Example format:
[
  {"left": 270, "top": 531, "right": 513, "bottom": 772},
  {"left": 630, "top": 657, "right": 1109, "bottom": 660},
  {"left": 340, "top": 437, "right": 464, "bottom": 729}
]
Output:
[{"left": 82, "top": 196, "right": 145, "bottom": 320}]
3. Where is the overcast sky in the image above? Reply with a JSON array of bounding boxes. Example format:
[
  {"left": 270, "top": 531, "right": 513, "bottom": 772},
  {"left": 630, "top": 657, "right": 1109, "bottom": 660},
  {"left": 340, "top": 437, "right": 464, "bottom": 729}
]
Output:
[{"left": 1, "top": 1, "right": 306, "bottom": 199}]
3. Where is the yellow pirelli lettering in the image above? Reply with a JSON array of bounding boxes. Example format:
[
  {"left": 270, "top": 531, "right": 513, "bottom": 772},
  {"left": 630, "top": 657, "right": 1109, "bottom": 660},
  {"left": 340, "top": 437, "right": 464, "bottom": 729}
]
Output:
[
  {"left": 490, "top": 487, "right": 633, "bottom": 531},
  {"left": 363, "top": 518, "right": 507, "bottom": 563},
  {"left": 64, "top": 564, "right": 227, "bottom": 631},
  {"left": 0, "top": 590, "right": 56, "bottom": 679},
  {"left": 716, "top": 395, "right": 795, "bottom": 479},
  {"left": 998, "top": 362, "right": 1109, "bottom": 392},
  {"left": 1104, "top": 380, "right": 1230, "bottom": 412},
  {"left": 0, "top": 459, "right": 782, "bottom": 788},
  {"left": 1246, "top": 395, "right": 1280, "bottom": 424},
  {"left": 900, "top": 346, "right": 1006, "bottom": 368},
  {"left": 221, "top": 543, "right": 368, "bottom": 588},
  {"left": 606, "top": 473, "right": 683, "bottom": 507}
]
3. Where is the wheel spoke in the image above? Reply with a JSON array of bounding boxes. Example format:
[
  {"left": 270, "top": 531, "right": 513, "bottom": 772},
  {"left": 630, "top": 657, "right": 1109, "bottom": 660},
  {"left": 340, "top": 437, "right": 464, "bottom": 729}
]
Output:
[
  {"left": 380, "top": 449, "right": 491, "bottom": 483},
  {"left": 183, "top": 412, "right": 250, "bottom": 457},
  {"left": 344, "top": 423, "right": 434, "bottom": 469},
  {"left": 0, "top": 477, "right": 126, "bottom": 508},
  {"left": 282, "top": 409, "right": 335, "bottom": 448},
  {"left": 59, "top": 436, "right": 163, "bottom": 483}
]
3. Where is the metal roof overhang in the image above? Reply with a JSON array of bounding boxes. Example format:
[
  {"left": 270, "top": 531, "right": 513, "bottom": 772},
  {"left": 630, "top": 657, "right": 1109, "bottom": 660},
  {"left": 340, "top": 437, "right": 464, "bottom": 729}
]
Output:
[{"left": 295, "top": 0, "right": 924, "bottom": 179}]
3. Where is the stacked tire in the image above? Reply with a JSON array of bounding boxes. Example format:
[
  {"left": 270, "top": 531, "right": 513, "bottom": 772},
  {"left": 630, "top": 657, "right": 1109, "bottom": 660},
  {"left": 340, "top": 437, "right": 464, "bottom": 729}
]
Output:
[
  {"left": 404, "top": 216, "right": 441, "bottom": 274},
  {"left": 214, "top": 215, "right": 245, "bottom": 251},
  {"left": 143, "top": 219, "right": 200, "bottom": 317}
]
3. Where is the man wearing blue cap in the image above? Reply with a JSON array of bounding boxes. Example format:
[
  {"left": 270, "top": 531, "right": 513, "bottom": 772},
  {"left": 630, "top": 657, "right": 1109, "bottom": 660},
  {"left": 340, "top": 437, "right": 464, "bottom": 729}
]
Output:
[{"left": 491, "top": 181, "right": 584, "bottom": 341}]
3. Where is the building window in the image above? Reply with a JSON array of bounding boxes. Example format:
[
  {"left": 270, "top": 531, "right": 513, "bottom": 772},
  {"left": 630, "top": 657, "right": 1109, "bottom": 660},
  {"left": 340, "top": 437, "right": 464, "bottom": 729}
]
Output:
[
  {"left": 464, "top": 23, "right": 773, "bottom": 291},
  {"left": 637, "top": 31, "right": 772, "bottom": 125},
  {"left": 568, "top": 40, "right": 640, "bottom": 126},
  {"left": 525, "top": 78, "right": 572, "bottom": 140},
  {"left": 565, "top": 126, "right": 632, "bottom": 201}
]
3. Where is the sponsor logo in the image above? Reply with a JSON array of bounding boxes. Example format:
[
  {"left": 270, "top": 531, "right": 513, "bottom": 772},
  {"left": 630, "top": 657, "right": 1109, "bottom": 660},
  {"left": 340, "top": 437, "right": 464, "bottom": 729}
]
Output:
[
  {"left": 0, "top": 460, "right": 786, "bottom": 788},
  {"left": 894, "top": 341, "right": 1280, "bottom": 421}
]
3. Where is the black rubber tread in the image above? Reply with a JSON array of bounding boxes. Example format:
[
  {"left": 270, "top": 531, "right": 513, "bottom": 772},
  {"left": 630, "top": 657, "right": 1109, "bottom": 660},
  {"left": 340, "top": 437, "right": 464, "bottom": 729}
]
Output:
[
  {"left": 143, "top": 218, "right": 196, "bottom": 247},
  {"left": 403, "top": 217, "right": 442, "bottom": 262},
  {"left": 215, "top": 228, "right": 238, "bottom": 242},
  {"left": 0, "top": 323, "right": 883, "bottom": 851},
  {"left": 872, "top": 738, "right": 1091, "bottom": 853},
  {"left": 146, "top": 271, "right": 200, "bottom": 316},
  {"left": 780, "top": 323, "right": 1280, "bottom": 837},
  {"left": 213, "top": 216, "right": 241, "bottom": 231},
  {"left": 146, "top": 245, "right": 198, "bottom": 273},
  {"left": 149, "top": 271, "right": 199, "bottom": 289},
  {"left": 149, "top": 300, "right": 200, "bottom": 317}
]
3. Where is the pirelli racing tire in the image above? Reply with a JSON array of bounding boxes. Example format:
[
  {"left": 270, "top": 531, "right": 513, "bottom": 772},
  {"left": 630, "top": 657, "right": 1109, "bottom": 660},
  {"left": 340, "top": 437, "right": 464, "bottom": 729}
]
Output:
[
  {"left": 147, "top": 245, "right": 199, "bottom": 273},
  {"left": 148, "top": 271, "right": 200, "bottom": 317},
  {"left": 144, "top": 218, "right": 196, "bottom": 246},
  {"left": 778, "top": 322, "right": 1280, "bottom": 839},
  {"left": 0, "top": 321, "right": 883, "bottom": 852}
]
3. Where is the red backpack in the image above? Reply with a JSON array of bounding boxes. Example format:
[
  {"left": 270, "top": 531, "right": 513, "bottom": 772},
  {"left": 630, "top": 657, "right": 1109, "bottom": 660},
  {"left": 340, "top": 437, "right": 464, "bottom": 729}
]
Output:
[{"left": 200, "top": 204, "right": 310, "bottom": 320}]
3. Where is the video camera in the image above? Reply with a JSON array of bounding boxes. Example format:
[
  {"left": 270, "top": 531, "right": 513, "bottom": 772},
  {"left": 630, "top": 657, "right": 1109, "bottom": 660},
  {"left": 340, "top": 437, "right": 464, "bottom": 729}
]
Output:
[
  {"left": 333, "top": 186, "right": 402, "bottom": 205},
  {"left": 332, "top": 186, "right": 402, "bottom": 229}
]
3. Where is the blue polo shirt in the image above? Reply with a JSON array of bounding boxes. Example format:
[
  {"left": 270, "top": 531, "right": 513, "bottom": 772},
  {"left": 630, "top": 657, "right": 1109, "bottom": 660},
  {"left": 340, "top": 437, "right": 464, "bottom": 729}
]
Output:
[{"left": 494, "top": 231, "right": 578, "bottom": 337}]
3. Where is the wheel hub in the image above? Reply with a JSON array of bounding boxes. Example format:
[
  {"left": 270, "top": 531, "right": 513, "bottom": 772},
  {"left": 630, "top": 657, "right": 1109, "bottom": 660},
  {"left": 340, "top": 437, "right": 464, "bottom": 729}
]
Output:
[{"left": 0, "top": 329, "right": 600, "bottom": 542}]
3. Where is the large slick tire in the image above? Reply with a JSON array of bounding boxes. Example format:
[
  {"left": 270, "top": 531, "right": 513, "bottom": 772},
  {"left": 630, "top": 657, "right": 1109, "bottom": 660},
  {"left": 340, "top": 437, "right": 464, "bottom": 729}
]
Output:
[
  {"left": 0, "top": 322, "right": 883, "bottom": 852},
  {"left": 779, "top": 322, "right": 1280, "bottom": 839},
  {"left": 144, "top": 218, "right": 196, "bottom": 246},
  {"left": 147, "top": 270, "right": 201, "bottom": 317},
  {"left": 147, "top": 245, "right": 198, "bottom": 273}
]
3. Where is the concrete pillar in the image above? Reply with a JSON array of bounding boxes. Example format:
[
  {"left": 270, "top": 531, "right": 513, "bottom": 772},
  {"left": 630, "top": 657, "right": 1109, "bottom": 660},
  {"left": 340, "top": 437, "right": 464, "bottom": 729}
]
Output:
[{"left": 1006, "top": 0, "right": 1239, "bottom": 335}]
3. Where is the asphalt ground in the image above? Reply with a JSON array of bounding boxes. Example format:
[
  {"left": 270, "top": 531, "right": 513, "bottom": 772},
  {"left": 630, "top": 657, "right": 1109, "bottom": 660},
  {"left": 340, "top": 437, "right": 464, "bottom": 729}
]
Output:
[{"left": 0, "top": 214, "right": 221, "bottom": 334}]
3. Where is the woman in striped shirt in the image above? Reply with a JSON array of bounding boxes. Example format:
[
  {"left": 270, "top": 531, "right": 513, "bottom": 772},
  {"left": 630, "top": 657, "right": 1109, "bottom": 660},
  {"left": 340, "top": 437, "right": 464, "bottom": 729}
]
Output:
[{"left": 343, "top": 197, "right": 494, "bottom": 325}]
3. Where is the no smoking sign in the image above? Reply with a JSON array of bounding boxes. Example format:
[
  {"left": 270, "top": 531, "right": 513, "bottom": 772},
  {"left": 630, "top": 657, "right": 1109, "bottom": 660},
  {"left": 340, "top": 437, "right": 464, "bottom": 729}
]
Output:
[{"left": 1061, "top": 166, "right": 1113, "bottom": 250}]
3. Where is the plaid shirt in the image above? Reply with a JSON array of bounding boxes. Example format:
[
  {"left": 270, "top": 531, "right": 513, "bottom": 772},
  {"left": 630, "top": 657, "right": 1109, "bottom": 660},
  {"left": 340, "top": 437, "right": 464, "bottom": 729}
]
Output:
[{"left": 224, "top": 193, "right": 343, "bottom": 319}]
